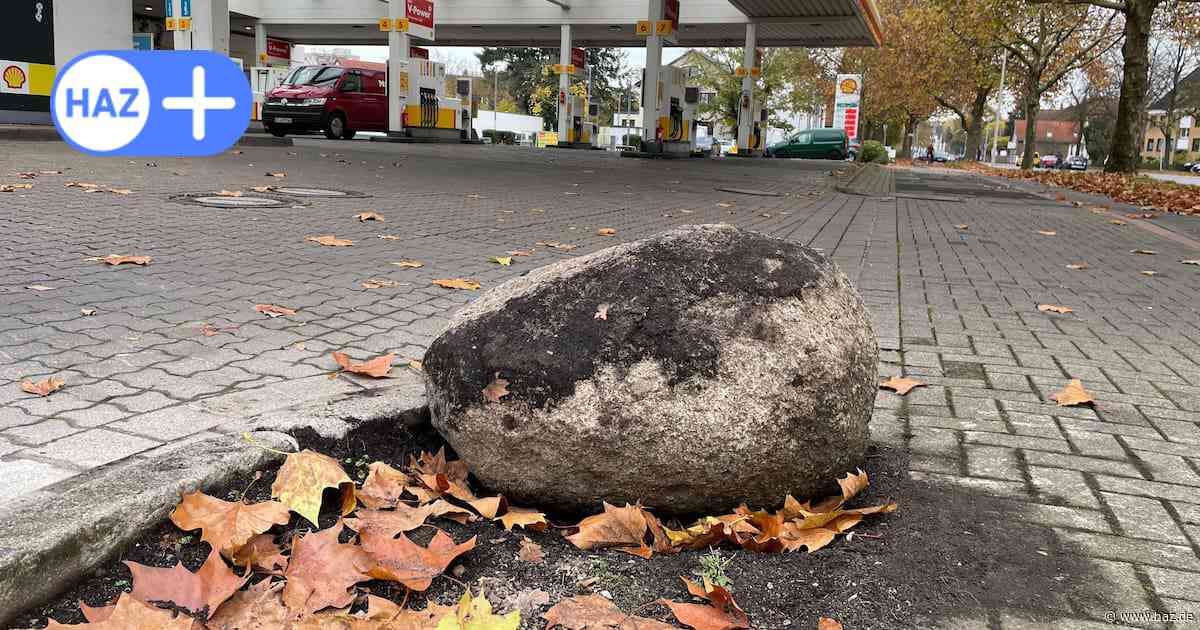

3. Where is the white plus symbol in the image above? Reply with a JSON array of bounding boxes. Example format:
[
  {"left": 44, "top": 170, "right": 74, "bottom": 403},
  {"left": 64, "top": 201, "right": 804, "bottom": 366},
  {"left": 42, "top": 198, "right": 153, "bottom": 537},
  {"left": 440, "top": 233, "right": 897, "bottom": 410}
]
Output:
[{"left": 161, "top": 66, "right": 236, "bottom": 141}]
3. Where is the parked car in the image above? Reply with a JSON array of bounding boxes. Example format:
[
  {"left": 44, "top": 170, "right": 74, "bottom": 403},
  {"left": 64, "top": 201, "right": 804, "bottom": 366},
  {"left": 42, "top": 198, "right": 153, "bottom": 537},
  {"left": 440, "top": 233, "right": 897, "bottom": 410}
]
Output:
[
  {"left": 885, "top": 145, "right": 897, "bottom": 160},
  {"left": 847, "top": 140, "right": 861, "bottom": 161},
  {"left": 1064, "top": 156, "right": 1089, "bottom": 171},
  {"left": 1192, "top": 163, "right": 1200, "bottom": 174},
  {"left": 696, "top": 136, "right": 722, "bottom": 156},
  {"left": 262, "top": 65, "right": 388, "bottom": 139},
  {"left": 1039, "top": 154, "right": 1060, "bottom": 169},
  {"left": 766, "top": 129, "right": 849, "bottom": 159}
]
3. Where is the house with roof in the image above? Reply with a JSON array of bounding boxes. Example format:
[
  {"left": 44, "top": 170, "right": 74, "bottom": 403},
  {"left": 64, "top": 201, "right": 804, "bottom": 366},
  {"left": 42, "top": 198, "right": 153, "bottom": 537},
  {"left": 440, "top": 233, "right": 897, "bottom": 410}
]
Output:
[
  {"left": 1141, "top": 67, "right": 1200, "bottom": 165},
  {"left": 1012, "top": 108, "right": 1086, "bottom": 162}
]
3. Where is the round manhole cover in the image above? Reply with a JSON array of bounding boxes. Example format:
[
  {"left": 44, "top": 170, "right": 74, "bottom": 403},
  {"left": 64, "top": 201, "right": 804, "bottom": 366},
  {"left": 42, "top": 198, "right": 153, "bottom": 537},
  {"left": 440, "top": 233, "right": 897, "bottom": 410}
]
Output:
[
  {"left": 271, "top": 186, "right": 367, "bottom": 198},
  {"left": 170, "top": 193, "right": 302, "bottom": 208}
]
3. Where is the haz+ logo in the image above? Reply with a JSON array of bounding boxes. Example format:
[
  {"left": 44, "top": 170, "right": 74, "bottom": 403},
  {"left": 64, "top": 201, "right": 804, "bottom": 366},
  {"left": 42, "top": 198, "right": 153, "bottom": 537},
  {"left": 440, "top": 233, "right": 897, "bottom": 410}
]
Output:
[{"left": 51, "top": 51, "right": 251, "bottom": 156}]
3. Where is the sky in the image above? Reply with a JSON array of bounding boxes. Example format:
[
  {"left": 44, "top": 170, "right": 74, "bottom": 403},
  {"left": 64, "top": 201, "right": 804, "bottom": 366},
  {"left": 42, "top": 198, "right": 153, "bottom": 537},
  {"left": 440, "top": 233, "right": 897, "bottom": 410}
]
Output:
[{"left": 296, "top": 45, "right": 691, "bottom": 75}]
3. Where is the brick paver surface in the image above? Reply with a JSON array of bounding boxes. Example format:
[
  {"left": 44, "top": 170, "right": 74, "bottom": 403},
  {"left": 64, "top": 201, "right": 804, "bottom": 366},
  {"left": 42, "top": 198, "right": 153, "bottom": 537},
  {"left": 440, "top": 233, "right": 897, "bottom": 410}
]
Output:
[{"left": 2, "top": 140, "right": 1199, "bottom": 627}]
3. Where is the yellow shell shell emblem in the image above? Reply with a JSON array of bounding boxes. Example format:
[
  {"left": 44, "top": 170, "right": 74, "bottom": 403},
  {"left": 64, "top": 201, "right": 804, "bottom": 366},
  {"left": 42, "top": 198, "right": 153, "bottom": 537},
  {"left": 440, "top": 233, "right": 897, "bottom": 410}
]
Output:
[
  {"left": 3, "top": 65, "right": 26, "bottom": 90},
  {"left": 840, "top": 78, "right": 858, "bottom": 95}
]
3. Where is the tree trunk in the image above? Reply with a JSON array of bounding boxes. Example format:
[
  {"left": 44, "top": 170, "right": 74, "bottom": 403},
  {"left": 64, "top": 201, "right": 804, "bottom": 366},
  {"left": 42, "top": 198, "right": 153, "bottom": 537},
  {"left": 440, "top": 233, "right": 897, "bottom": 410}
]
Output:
[
  {"left": 901, "top": 115, "right": 916, "bottom": 159},
  {"left": 964, "top": 88, "right": 990, "bottom": 162},
  {"left": 1105, "top": 0, "right": 1156, "bottom": 173},
  {"left": 1021, "top": 95, "right": 1041, "bottom": 170}
]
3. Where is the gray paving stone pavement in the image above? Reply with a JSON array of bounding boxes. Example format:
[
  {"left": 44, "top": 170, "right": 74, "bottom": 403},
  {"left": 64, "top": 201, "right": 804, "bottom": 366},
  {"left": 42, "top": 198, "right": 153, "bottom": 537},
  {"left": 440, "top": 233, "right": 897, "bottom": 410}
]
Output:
[{"left": 1, "top": 140, "right": 1199, "bottom": 626}]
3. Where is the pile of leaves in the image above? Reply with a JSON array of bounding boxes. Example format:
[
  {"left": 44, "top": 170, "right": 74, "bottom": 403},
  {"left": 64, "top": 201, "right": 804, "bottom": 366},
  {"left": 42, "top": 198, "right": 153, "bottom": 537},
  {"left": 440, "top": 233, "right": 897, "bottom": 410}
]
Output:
[
  {"left": 966, "top": 163, "right": 1200, "bottom": 215},
  {"left": 24, "top": 446, "right": 894, "bottom": 629}
]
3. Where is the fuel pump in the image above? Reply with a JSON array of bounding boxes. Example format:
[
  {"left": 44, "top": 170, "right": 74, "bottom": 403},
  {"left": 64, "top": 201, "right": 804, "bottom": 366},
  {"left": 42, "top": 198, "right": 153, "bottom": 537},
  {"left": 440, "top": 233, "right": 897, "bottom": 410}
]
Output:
[
  {"left": 250, "top": 66, "right": 289, "bottom": 120},
  {"left": 455, "top": 78, "right": 475, "bottom": 141}
]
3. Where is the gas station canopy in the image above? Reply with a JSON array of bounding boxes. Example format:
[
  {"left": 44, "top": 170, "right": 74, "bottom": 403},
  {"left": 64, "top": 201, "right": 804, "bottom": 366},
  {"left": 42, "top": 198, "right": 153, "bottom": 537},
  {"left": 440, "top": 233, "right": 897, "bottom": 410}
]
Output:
[{"left": 218, "top": 0, "right": 882, "bottom": 48}]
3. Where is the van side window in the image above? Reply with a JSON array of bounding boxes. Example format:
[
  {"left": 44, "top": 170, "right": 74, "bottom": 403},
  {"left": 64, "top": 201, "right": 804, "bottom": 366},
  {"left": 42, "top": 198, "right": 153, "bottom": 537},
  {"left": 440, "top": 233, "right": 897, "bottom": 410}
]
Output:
[
  {"left": 341, "top": 72, "right": 362, "bottom": 92},
  {"left": 796, "top": 131, "right": 813, "bottom": 144}
]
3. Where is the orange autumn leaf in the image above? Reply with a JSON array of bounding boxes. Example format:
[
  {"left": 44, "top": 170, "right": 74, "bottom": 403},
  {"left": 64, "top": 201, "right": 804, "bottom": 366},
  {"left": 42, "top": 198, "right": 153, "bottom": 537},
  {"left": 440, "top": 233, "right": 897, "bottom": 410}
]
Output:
[
  {"left": 879, "top": 376, "right": 926, "bottom": 396},
  {"left": 20, "top": 377, "right": 64, "bottom": 397},
  {"left": 357, "top": 461, "right": 412, "bottom": 509},
  {"left": 1050, "top": 379, "right": 1095, "bottom": 407},
  {"left": 101, "top": 255, "right": 152, "bottom": 266},
  {"left": 597, "top": 228, "right": 617, "bottom": 236},
  {"left": 170, "top": 491, "right": 290, "bottom": 556},
  {"left": 1066, "top": 263, "right": 1089, "bottom": 270},
  {"left": 206, "top": 580, "right": 290, "bottom": 630},
  {"left": 332, "top": 351, "right": 395, "bottom": 378},
  {"left": 482, "top": 373, "right": 510, "bottom": 403},
  {"left": 216, "top": 189, "right": 243, "bottom": 197},
  {"left": 125, "top": 549, "right": 248, "bottom": 619},
  {"left": 283, "top": 524, "right": 374, "bottom": 617},
  {"left": 229, "top": 533, "right": 288, "bottom": 574},
  {"left": 306, "top": 235, "right": 354, "bottom": 247},
  {"left": 818, "top": 618, "right": 845, "bottom": 630},
  {"left": 565, "top": 502, "right": 655, "bottom": 559},
  {"left": 271, "top": 449, "right": 356, "bottom": 527},
  {"left": 254, "top": 304, "right": 297, "bottom": 318},
  {"left": 1037, "top": 304, "right": 1073, "bottom": 314},
  {"left": 344, "top": 504, "right": 446, "bottom": 538},
  {"left": 1036, "top": 230, "right": 1057, "bottom": 236},
  {"left": 433, "top": 278, "right": 482, "bottom": 290},
  {"left": 660, "top": 577, "right": 750, "bottom": 630},
  {"left": 496, "top": 506, "right": 550, "bottom": 532},
  {"left": 392, "top": 260, "right": 424, "bottom": 268},
  {"left": 266, "top": 171, "right": 287, "bottom": 178},
  {"left": 59, "top": 594, "right": 194, "bottom": 630},
  {"left": 356, "top": 211, "right": 385, "bottom": 222},
  {"left": 518, "top": 537, "right": 545, "bottom": 564},
  {"left": 360, "top": 529, "right": 477, "bottom": 591},
  {"left": 542, "top": 594, "right": 678, "bottom": 630}
]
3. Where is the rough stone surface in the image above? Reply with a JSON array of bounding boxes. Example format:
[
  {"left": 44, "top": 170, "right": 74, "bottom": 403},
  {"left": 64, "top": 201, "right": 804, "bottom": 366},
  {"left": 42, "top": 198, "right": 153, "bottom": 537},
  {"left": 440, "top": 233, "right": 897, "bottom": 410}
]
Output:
[{"left": 423, "top": 224, "right": 879, "bottom": 514}]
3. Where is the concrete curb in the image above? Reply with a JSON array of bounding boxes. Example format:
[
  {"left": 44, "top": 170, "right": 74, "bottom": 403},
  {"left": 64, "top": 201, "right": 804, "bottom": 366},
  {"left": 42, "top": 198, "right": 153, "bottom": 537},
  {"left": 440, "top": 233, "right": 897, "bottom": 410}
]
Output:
[
  {"left": 237, "top": 134, "right": 293, "bottom": 147},
  {"left": 0, "top": 371, "right": 430, "bottom": 627},
  {"left": 0, "top": 125, "right": 62, "bottom": 142},
  {"left": 835, "top": 162, "right": 895, "bottom": 196},
  {"left": 0, "top": 431, "right": 295, "bottom": 627}
]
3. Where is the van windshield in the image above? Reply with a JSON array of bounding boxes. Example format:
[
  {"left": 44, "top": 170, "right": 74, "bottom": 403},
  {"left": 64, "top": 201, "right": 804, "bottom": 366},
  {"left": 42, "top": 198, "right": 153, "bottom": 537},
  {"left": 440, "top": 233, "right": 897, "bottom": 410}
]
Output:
[{"left": 283, "top": 66, "right": 345, "bottom": 87}]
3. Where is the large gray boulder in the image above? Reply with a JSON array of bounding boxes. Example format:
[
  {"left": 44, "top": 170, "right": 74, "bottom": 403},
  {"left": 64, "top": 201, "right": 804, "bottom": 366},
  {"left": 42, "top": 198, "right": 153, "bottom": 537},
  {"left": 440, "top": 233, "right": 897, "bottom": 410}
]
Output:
[{"left": 423, "top": 224, "right": 878, "bottom": 514}]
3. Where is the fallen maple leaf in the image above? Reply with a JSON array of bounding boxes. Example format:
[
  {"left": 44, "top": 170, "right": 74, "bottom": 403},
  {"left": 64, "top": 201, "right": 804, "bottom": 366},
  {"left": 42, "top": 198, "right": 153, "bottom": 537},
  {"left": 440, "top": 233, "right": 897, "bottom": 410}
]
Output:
[
  {"left": 878, "top": 377, "right": 926, "bottom": 396},
  {"left": 518, "top": 537, "right": 545, "bottom": 564},
  {"left": 216, "top": 189, "right": 243, "bottom": 197},
  {"left": 205, "top": 580, "right": 290, "bottom": 630},
  {"left": 379, "top": 234, "right": 403, "bottom": 240},
  {"left": 1141, "top": 270, "right": 1157, "bottom": 277},
  {"left": 332, "top": 351, "right": 395, "bottom": 378},
  {"left": 508, "top": 250, "right": 533, "bottom": 257},
  {"left": 306, "top": 235, "right": 354, "bottom": 247},
  {"left": 361, "top": 529, "right": 477, "bottom": 591},
  {"left": 954, "top": 224, "right": 968, "bottom": 230},
  {"left": 543, "top": 595, "right": 677, "bottom": 630},
  {"left": 1132, "top": 249, "right": 1157, "bottom": 255},
  {"left": 1037, "top": 230, "right": 1057, "bottom": 236},
  {"left": 717, "top": 202, "right": 734, "bottom": 208},
  {"left": 107, "top": 188, "right": 132, "bottom": 195},
  {"left": 283, "top": 523, "right": 374, "bottom": 617},
  {"left": 392, "top": 260, "right": 424, "bottom": 268},
  {"left": 597, "top": 228, "right": 617, "bottom": 236},
  {"left": 201, "top": 323, "right": 220, "bottom": 337},
  {"left": 125, "top": 549, "right": 248, "bottom": 619},
  {"left": 433, "top": 278, "right": 482, "bottom": 290},
  {"left": 254, "top": 303, "right": 297, "bottom": 318},
  {"left": 1109, "top": 219, "right": 1127, "bottom": 225},
  {"left": 1182, "top": 260, "right": 1200, "bottom": 266},
  {"left": 535, "top": 241, "right": 577, "bottom": 251},
  {"left": 100, "top": 254, "right": 151, "bottom": 266},
  {"left": 594, "top": 303, "right": 610, "bottom": 320},
  {"left": 1050, "top": 379, "right": 1095, "bottom": 407},
  {"left": 1066, "top": 263, "right": 1089, "bottom": 270},
  {"left": 659, "top": 577, "right": 751, "bottom": 630},
  {"left": 20, "top": 377, "right": 64, "bottom": 397},
  {"left": 490, "top": 256, "right": 513, "bottom": 266},
  {"left": 438, "top": 590, "right": 519, "bottom": 630},
  {"left": 358, "top": 461, "right": 412, "bottom": 509},
  {"left": 229, "top": 533, "right": 288, "bottom": 573},
  {"left": 345, "top": 504, "right": 447, "bottom": 537},
  {"left": 1037, "top": 304, "right": 1073, "bottom": 314},
  {"left": 408, "top": 359, "right": 424, "bottom": 371},
  {"left": 26, "top": 285, "right": 53, "bottom": 291},
  {"left": 565, "top": 502, "right": 656, "bottom": 558},
  {"left": 266, "top": 171, "right": 287, "bottom": 177},
  {"left": 170, "top": 491, "right": 290, "bottom": 556},
  {"left": 250, "top": 185, "right": 275, "bottom": 193},
  {"left": 356, "top": 211, "right": 385, "bottom": 222},
  {"left": 818, "top": 618, "right": 845, "bottom": 630},
  {"left": 57, "top": 594, "right": 194, "bottom": 629},
  {"left": 80, "top": 308, "right": 97, "bottom": 316},
  {"left": 361, "top": 278, "right": 401, "bottom": 289},
  {"left": 496, "top": 507, "right": 550, "bottom": 532},
  {"left": 271, "top": 449, "right": 356, "bottom": 526},
  {"left": 482, "top": 373, "right": 511, "bottom": 403}
]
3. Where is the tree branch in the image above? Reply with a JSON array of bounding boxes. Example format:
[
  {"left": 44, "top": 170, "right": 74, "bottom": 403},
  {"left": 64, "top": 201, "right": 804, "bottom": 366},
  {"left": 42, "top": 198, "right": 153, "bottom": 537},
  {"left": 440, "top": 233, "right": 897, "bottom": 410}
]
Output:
[{"left": 1027, "top": 0, "right": 1128, "bottom": 11}]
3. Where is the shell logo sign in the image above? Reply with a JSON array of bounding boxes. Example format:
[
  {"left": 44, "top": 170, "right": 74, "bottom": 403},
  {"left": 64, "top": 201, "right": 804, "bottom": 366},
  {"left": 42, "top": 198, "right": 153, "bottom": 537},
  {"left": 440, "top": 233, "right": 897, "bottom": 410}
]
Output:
[
  {"left": 4, "top": 65, "right": 27, "bottom": 90},
  {"left": 839, "top": 77, "right": 859, "bottom": 95}
]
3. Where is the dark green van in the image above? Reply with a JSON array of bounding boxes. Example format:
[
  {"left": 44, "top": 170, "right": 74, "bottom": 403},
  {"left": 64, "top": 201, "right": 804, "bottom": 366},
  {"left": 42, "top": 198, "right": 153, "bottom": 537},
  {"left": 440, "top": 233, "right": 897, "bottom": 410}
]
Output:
[{"left": 767, "top": 129, "right": 849, "bottom": 159}]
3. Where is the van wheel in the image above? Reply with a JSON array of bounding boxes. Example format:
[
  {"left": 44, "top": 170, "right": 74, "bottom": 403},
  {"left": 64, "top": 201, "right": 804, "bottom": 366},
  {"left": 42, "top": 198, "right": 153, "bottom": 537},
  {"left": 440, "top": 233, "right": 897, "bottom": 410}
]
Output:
[
  {"left": 324, "top": 113, "right": 346, "bottom": 140},
  {"left": 828, "top": 150, "right": 842, "bottom": 160},
  {"left": 341, "top": 129, "right": 356, "bottom": 140},
  {"left": 266, "top": 124, "right": 288, "bottom": 138}
]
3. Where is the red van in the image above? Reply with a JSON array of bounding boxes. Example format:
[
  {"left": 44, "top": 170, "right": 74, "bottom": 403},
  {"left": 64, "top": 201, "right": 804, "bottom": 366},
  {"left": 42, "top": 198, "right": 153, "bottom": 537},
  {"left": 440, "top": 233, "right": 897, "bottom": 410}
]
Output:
[{"left": 262, "top": 65, "right": 387, "bottom": 139}]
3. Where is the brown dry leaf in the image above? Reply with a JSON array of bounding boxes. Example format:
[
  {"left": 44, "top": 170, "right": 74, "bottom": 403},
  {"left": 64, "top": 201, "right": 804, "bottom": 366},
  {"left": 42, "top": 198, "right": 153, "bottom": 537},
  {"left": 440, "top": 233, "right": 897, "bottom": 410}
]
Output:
[
  {"left": 20, "top": 377, "right": 64, "bottom": 397},
  {"left": 878, "top": 376, "right": 926, "bottom": 396},
  {"left": 356, "top": 211, "right": 385, "bottom": 222},
  {"left": 201, "top": 324, "right": 220, "bottom": 337},
  {"left": 408, "top": 359, "right": 424, "bottom": 371},
  {"left": 508, "top": 250, "right": 533, "bottom": 257},
  {"left": 1140, "top": 270, "right": 1157, "bottom": 277},
  {"left": 565, "top": 502, "right": 654, "bottom": 558},
  {"left": 392, "top": 260, "right": 424, "bottom": 269},
  {"left": 1132, "top": 249, "right": 1158, "bottom": 255},
  {"left": 283, "top": 523, "right": 374, "bottom": 617},
  {"left": 229, "top": 533, "right": 288, "bottom": 574},
  {"left": 101, "top": 255, "right": 152, "bottom": 266},
  {"left": 717, "top": 202, "right": 734, "bottom": 208},
  {"left": 107, "top": 188, "right": 133, "bottom": 195},
  {"left": 361, "top": 278, "right": 401, "bottom": 289},
  {"left": 1037, "top": 304, "right": 1073, "bottom": 314},
  {"left": 80, "top": 308, "right": 97, "bottom": 316},
  {"left": 433, "top": 278, "right": 482, "bottom": 290},
  {"left": 1036, "top": 230, "right": 1057, "bottom": 236},
  {"left": 254, "top": 303, "right": 297, "bottom": 318},
  {"left": 358, "top": 461, "right": 412, "bottom": 509},
  {"left": 378, "top": 234, "right": 403, "bottom": 241},
  {"left": 597, "top": 228, "right": 617, "bottom": 236},
  {"left": 266, "top": 171, "right": 287, "bottom": 178},
  {"left": 954, "top": 224, "right": 969, "bottom": 230},
  {"left": 517, "top": 537, "right": 545, "bottom": 564},
  {"left": 66, "top": 181, "right": 100, "bottom": 190},
  {"left": 594, "top": 303, "right": 610, "bottom": 320},
  {"left": 536, "top": 241, "right": 578, "bottom": 251},
  {"left": 482, "top": 373, "right": 510, "bottom": 403},
  {"left": 251, "top": 185, "right": 275, "bottom": 193},
  {"left": 468, "top": 495, "right": 509, "bottom": 519},
  {"left": 345, "top": 504, "right": 445, "bottom": 537},
  {"left": 306, "top": 235, "right": 354, "bottom": 247},
  {"left": 170, "top": 491, "right": 290, "bottom": 556},
  {"left": 542, "top": 594, "right": 678, "bottom": 630},
  {"left": 216, "top": 189, "right": 244, "bottom": 197},
  {"left": 660, "top": 577, "right": 751, "bottom": 630},
  {"left": 332, "top": 351, "right": 395, "bottom": 378},
  {"left": 818, "top": 618, "right": 844, "bottom": 630},
  {"left": 490, "top": 256, "right": 513, "bottom": 266},
  {"left": 271, "top": 449, "right": 356, "bottom": 527},
  {"left": 1050, "top": 379, "right": 1095, "bottom": 407},
  {"left": 1181, "top": 260, "right": 1200, "bottom": 266},
  {"left": 58, "top": 594, "right": 194, "bottom": 629},
  {"left": 496, "top": 506, "right": 550, "bottom": 532},
  {"left": 125, "top": 549, "right": 248, "bottom": 619},
  {"left": 361, "top": 529, "right": 477, "bottom": 591},
  {"left": 1109, "top": 219, "right": 1127, "bottom": 225},
  {"left": 1066, "top": 263, "right": 1089, "bottom": 270},
  {"left": 205, "top": 579, "right": 290, "bottom": 629}
]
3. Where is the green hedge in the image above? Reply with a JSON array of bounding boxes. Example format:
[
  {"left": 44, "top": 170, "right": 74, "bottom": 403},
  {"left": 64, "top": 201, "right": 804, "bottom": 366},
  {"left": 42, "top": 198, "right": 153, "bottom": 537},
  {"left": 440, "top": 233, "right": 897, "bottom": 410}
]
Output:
[
  {"left": 858, "top": 140, "right": 889, "bottom": 164},
  {"left": 482, "top": 130, "right": 517, "bottom": 145}
]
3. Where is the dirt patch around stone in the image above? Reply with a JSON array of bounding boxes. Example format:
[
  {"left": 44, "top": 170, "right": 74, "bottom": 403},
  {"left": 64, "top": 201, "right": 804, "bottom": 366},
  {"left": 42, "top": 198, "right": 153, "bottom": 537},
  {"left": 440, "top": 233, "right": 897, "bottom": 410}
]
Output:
[{"left": 7, "top": 419, "right": 1110, "bottom": 629}]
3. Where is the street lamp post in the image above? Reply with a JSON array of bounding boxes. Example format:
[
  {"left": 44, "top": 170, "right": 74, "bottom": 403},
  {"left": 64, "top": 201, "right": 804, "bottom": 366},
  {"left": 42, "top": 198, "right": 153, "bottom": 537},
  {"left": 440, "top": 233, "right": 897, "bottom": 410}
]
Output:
[{"left": 991, "top": 50, "right": 1007, "bottom": 164}]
